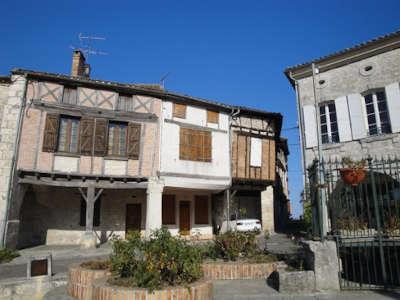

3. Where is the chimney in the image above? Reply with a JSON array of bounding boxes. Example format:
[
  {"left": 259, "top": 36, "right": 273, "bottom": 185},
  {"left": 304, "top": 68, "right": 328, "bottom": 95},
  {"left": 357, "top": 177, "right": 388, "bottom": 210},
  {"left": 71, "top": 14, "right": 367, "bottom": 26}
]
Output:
[{"left": 71, "top": 50, "right": 90, "bottom": 78}]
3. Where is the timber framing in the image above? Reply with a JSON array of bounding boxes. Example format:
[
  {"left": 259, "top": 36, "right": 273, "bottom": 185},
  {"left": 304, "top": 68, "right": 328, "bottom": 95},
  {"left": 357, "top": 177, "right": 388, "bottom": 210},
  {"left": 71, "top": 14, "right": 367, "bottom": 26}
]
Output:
[
  {"left": 17, "top": 169, "right": 148, "bottom": 189},
  {"left": 30, "top": 99, "right": 158, "bottom": 123},
  {"left": 165, "top": 118, "right": 228, "bottom": 133}
]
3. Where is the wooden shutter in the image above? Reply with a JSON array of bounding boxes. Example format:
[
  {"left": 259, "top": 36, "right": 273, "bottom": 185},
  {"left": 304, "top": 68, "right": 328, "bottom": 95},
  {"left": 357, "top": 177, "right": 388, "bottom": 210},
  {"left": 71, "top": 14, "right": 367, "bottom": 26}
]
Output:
[
  {"left": 79, "top": 117, "right": 94, "bottom": 155},
  {"left": 127, "top": 123, "right": 141, "bottom": 159},
  {"left": 207, "top": 110, "right": 219, "bottom": 124},
  {"left": 385, "top": 82, "right": 400, "bottom": 133},
  {"left": 202, "top": 131, "right": 212, "bottom": 162},
  {"left": 180, "top": 128, "right": 211, "bottom": 162},
  {"left": 94, "top": 118, "right": 108, "bottom": 156},
  {"left": 180, "top": 127, "right": 191, "bottom": 160},
  {"left": 162, "top": 195, "right": 176, "bottom": 225},
  {"left": 348, "top": 93, "right": 367, "bottom": 140},
  {"left": 173, "top": 103, "right": 186, "bottom": 118},
  {"left": 303, "top": 105, "right": 318, "bottom": 148},
  {"left": 194, "top": 195, "right": 209, "bottom": 224},
  {"left": 335, "top": 96, "right": 352, "bottom": 142},
  {"left": 42, "top": 113, "right": 59, "bottom": 152}
]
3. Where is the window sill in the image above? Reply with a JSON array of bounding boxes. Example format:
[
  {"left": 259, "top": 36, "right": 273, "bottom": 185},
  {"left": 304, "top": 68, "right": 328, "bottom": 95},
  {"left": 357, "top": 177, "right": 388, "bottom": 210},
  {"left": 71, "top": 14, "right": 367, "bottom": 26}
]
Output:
[
  {"left": 105, "top": 156, "right": 129, "bottom": 161},
  {"left": 55, "top": 152, "right": 80, "bottom": 158},
  {"left": 179, "top": 159, "right": 212, "bottom": 163},
  {"left": 321, "top": 143, "right": 342, "bottom": 150},
  {"left": 361, "top": 133, "right": 393, "bottom": 143}
]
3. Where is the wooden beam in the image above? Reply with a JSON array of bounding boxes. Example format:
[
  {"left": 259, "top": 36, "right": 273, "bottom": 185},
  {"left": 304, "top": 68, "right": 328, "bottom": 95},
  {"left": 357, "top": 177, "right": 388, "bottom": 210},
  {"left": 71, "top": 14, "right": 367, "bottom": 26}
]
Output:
[{"left": 18, "top": 177, "right": 148, "bottom": 189}]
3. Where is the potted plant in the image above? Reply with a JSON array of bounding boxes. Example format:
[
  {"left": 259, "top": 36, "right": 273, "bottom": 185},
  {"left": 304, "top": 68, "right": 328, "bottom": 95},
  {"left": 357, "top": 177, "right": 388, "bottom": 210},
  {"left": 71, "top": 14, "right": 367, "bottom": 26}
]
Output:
[{"left": 339, "top": 157, "right": 366, "bottom": 186}]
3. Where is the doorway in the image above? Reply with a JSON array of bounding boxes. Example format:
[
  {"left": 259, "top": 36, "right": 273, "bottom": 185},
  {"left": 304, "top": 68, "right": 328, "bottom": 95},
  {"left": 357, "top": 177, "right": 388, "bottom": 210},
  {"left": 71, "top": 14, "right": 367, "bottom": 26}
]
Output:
[
  {"left": 179, "top": 201, "right": 190, "bottom": 235},
  {"left": 125, "top": 204, "right": 141, "bottom": 234}
]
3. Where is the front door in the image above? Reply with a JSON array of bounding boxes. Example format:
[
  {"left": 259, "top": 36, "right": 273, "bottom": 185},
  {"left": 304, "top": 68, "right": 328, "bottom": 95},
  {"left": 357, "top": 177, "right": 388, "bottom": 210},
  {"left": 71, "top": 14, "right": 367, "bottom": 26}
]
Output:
[
  {"left": 126, "top": 204, "right": 141, "bottom": 234},
  {"left": 179, "top": 201, "right": 191, "bottom": 235}
]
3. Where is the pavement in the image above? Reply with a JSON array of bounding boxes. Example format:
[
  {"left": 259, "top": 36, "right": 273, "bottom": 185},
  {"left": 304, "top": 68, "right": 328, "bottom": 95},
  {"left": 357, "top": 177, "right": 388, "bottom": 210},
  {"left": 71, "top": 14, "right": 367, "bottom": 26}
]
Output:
[{"left": 0, "top": 243, "right": 112, "bottom": 280}]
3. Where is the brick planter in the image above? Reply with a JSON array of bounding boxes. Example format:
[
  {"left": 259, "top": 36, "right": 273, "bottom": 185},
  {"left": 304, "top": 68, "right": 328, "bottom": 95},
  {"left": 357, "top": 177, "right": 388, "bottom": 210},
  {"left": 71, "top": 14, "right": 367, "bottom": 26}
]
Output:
[
  {"left": 202, "top": 261, "right": 277, "bottom": 280},
  {"left": 92, "top": 277, "right": 213, "bottom": 300},
  {"left": 67, "top": 264, "right": 111, "bottom": 300}
]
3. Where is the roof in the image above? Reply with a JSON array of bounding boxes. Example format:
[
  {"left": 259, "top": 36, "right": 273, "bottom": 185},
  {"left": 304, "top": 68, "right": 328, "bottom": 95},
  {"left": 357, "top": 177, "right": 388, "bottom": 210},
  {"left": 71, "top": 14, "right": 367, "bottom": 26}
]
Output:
[
  {"left": 0, "top": 76, "right": 11, "bottom": 84},
  {"left": 277, "top": 137, "right": 289, "bottom": 155},
  {"left": 11, "top": 68, "right": 282, "bottom": 125},
  {"left": 284, "top": 29, "right": 400, "bottom": 86}
]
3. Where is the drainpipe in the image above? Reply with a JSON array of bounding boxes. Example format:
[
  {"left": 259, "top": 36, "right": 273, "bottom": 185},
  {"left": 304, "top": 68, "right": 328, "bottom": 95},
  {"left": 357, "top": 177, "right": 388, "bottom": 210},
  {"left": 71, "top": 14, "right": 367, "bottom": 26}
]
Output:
[
  {"left": 2, "top": 74, "right": 28, "bottom": 247},
  {"left": 226, "top": 107, "right": 240, "bottom": 230},
  {"left": 288, "top": 72, "right": 307, "bottom": 190}
]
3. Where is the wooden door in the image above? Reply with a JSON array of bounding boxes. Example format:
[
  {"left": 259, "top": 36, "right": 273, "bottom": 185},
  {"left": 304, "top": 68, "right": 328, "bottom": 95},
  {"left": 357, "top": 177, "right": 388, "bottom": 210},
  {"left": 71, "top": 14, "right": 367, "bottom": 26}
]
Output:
[
  {"left": 179, "top": 201, "right": 191, "bottom": 235},
  {"left": 126, "top": 204, "right": 141, "bottom": 234}
]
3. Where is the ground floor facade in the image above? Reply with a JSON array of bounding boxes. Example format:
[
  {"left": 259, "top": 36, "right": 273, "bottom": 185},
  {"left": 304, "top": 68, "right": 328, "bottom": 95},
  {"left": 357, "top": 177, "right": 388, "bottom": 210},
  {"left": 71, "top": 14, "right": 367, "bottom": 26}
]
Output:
[{"left": 4, "top": 172, "right": 279, "bottom": 249}]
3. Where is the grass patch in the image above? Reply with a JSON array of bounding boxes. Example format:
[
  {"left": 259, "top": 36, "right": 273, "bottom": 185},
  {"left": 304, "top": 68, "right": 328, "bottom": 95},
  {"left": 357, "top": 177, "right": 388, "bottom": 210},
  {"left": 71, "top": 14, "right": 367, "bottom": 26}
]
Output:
[
  {"left": 0, "top": 248, "right": 19, "bottom": 263},
  {"left": 80, "top": 260, "right": 110, "bottom": 270}
]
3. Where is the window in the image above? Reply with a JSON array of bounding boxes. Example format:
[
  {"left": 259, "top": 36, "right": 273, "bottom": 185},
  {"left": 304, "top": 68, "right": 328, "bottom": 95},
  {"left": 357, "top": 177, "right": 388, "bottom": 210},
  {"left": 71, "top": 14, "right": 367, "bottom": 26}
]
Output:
[
  {"left": 194, "top": 195, "right": 209, "bottom": 224},
  {"left": 250, "top": 137, "right": 262, "bottom": 167},
  {"left": 319, "top": 103, "right": 339, "bottom": 144},
  {"left": 117, "top": 94, "right": 134, "bottom": 112},
  {"left": 80, "top": 197, "right": 101, "bottom": 227},
  {"left": 364, "top": 90, "right": 391, "bottom": 135},
  {"left": 162, "top": 195, "right": 176, "bottom": 225},
  {"left": 57, "top": 116, "right": 80, "bottom": 153},
  {"left": 173, "top": 103, "right": 186, "bottom": 118},
  {"left": 207, "top": 110, "right": 219, "bottom": 124},
  {"left": 107, "top": 122, "right": 128, "bottom": 156},
  {"left": 179, "top": 128, "right": 212, "bottom": 162},
  {"left": 62, "top": 87, "right": 78, "bottom": 105}
]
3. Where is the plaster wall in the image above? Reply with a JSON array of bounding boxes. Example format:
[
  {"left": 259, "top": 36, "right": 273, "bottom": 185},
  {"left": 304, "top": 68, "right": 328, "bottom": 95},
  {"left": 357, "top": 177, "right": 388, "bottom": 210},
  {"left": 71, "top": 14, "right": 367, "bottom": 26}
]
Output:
[{"left": 160, "top": 101, "right": 230, "bottom": 189}]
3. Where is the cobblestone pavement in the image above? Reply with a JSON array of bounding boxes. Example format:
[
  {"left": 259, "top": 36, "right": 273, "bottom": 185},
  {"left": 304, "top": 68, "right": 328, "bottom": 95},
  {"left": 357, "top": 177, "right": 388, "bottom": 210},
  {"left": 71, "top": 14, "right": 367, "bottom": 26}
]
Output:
[
  {"left": 213, "top": 280, "right": 400, "bottom": 300},
  {"left": 0, "top": 243, "right": 111, "bottom": 280}
]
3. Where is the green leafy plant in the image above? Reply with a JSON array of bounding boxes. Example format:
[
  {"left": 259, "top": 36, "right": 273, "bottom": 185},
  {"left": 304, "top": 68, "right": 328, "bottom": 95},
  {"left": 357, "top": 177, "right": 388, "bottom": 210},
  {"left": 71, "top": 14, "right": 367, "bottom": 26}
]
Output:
[
  {"left": 109, "top": 228, "right": 203, "bottom": 291},
  {"left": 384, "top": 215, "right": 400, "bottom": 233},
  {"left": 0, "top": 248, "right": 19, "bottom": 263},
  {"left": 214, "top": 231, "right": 258, "bottom": 261},
  {"left": 342, "top": 157, "right": 366, "bottom": 169}
]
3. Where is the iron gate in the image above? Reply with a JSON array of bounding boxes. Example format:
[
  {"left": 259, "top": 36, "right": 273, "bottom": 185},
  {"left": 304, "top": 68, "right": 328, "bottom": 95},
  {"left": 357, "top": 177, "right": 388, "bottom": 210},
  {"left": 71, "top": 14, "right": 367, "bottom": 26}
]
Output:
[{"left": 309, "top": 157, "right": 400, "bottom": 290}]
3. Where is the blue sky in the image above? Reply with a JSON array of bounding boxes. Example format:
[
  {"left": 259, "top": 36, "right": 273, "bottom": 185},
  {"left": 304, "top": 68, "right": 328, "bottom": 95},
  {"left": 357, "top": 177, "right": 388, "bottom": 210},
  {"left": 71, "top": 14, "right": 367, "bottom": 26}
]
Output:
[{"left": 1, "top": 0, "right": 399, "bottom": 218}]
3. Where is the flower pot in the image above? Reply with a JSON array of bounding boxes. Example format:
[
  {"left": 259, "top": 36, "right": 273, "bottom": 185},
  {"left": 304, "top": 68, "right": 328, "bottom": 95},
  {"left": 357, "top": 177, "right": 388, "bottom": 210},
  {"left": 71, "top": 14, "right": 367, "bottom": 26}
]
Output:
[{"left": 339, "top": 168, "right": 366, "bottom": 186}]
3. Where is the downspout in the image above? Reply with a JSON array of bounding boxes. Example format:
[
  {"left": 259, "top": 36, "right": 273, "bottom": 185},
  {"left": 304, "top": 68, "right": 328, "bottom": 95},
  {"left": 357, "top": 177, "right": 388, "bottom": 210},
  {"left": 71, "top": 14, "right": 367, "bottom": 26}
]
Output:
[
  {"left": 2, "top": 74, "right": 28, "bottom": 247},
  {"left": 288, "top": 72, "right": 307, "bottom": 190},
  {"left": 226, "top": 107, "right": 240, "bottom": 230}
]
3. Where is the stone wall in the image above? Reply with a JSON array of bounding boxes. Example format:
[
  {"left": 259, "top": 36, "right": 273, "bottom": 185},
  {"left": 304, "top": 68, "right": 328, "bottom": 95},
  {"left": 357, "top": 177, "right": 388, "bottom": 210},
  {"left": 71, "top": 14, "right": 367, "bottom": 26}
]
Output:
[
  {"left": 297, "top": 48, "right": 400, "bottom": 168},
  {"left": 0, "top": 75, "right": 26, "bottom": 246}
]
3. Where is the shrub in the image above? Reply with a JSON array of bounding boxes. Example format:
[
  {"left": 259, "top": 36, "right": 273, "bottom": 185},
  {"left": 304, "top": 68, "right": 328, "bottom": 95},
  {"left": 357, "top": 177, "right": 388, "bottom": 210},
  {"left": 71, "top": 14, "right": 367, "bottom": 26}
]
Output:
[
  {"left": 0, "top": 248, "right": 19, "bottom": 263},
  {"left": 214, "top": 231, "right": 258, "bottom": 261},
  {"left": 109, "top": 228, "right": 203, "bottom": 291},
  {"left": 80, "top": 260, "right": 110, "bottom": 270}
]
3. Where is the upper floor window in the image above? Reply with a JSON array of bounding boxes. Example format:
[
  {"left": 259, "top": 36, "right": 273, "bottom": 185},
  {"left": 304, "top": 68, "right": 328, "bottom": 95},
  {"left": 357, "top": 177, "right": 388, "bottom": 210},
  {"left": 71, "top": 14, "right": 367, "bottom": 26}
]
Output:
[
  {"left": 173, "top": 103, "right": 186, "bottom": 119},
  {"left": 117, "top": 94, "right": 134, "bottom": 112},
  {"left": 62, "top": 87, "right": 78, "bottom": 105},
  {"left": 207, "top": 110, "right": 219, "bottom": 124},
  {"left": 179, "top": 127, "right": 211, "bottom": 162},
  {"left": 320, "top": 102, "right": 339, "bottom": 144},
  {"left": 364, "top": 90, "right": 391, "bottom": 135},
  {"left": 57, "top": 116, "right": 80, "bottom": 153},
  {"left": 107, "top": 121, "right": 128, "bottom": 156}
]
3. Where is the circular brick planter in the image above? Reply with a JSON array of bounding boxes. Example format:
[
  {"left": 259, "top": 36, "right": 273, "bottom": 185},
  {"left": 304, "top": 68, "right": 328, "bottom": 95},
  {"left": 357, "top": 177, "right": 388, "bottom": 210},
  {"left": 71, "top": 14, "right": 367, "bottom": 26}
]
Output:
[
  {"left": 92, "top": 277, "right": 213, "bottom": 300},
  {"left": 67, "top": 264, "right": 111, "bottom": 300},
  {"left": 202, "top": 261, "right": 277, "bottom": 280}
]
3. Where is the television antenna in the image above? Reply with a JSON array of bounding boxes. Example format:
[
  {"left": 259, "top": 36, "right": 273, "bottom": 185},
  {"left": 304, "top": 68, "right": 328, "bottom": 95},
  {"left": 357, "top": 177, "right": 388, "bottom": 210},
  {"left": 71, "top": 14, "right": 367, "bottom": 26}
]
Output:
[
  {"left": 160, "top": 72, "right": 170, "bottom": 88},
  {"left": 70, "top": 33, "right": 108, "bottom": 60}
]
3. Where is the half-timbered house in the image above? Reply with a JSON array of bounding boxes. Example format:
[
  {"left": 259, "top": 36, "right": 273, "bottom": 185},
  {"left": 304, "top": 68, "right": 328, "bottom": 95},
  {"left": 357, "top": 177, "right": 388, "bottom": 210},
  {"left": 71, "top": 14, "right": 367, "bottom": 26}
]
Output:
[{"left": 0, "top": 50, "right": 285, "bottom": 248}]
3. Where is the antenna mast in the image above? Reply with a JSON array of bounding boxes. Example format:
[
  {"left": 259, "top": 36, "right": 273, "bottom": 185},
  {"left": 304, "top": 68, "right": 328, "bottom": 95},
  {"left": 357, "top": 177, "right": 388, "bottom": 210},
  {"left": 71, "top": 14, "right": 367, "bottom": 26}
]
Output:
[{"left": 70, "top": 33, "right": 108, "bottom": 60}]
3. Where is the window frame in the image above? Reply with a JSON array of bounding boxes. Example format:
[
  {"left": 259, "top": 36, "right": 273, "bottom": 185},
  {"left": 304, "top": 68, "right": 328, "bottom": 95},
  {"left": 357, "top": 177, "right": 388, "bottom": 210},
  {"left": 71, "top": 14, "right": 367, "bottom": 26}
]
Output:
[
  {"left": 56, "top": 115, "right": 81, "bottom": 154},
  {"left": 319, "top": 102, "right": 339, "bottom": 144},
  {"left": 362, "top": 89, "right": 392, "bottom": 136},
  {"left": 61, "top": 86, "right": 78, "bottom": 105},
  {"left": 179, "top": 127, "right": 212, "bottom": 162},
  {"left": 107, "top": 121, "right": 129, "bottom": 157}
]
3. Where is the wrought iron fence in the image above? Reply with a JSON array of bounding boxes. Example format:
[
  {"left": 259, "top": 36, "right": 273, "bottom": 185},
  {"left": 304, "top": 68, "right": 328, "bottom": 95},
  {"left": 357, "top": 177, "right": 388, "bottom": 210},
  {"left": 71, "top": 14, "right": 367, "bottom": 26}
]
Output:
[{"left": 308, "top": 156, "right": 400, "bottom": 289}]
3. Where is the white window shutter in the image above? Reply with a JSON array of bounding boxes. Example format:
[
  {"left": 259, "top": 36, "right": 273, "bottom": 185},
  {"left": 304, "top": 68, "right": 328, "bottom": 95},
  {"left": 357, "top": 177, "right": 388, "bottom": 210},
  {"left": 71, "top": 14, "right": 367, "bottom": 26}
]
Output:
[
  {"left": 385, "top": 82, "right": 400, "bottom": 133},
  {"left": 250, "top": 137, "right": 262, "bottom": 167},
  {"left": 347, "top": 93, "right": 367, "bottom": 140},
  {"left": 303, "top": 104, "right": 318, "bottom": 148},
  {"left": 334, "top": 96, "right": 352, "bottom": 142}
]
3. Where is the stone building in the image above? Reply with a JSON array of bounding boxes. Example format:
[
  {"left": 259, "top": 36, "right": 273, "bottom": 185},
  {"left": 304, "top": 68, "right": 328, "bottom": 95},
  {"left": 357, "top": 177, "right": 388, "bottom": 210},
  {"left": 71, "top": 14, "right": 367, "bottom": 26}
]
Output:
[
  {"left": 0, "top": 50, "right": 286, "bottom": 249},
  {"left": 285, "top": 30, "right": 400, "bottom": 170}
]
